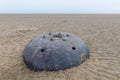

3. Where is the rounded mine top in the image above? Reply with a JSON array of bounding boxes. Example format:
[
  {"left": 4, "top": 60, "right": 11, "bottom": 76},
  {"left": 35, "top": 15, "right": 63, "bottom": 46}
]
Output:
[{"left": 23, "top": 32, "right": 89, "bottom": 71}]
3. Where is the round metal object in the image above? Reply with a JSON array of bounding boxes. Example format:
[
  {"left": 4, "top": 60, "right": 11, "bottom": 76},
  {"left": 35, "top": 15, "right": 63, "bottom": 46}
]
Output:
[{"left": 23, "top": 32, "right": 89, "bottom": 71}]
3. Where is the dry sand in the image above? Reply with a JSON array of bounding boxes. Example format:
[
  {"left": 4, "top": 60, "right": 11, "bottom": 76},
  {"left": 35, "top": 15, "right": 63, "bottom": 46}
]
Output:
[{"left": 0, "top": 14, "right": 120, "bottom": 80}]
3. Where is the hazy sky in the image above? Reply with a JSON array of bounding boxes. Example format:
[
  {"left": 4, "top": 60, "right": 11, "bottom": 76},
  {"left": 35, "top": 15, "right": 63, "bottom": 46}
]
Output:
[{"left": 0, "top": 0, "right": 120, "bottom": 14}]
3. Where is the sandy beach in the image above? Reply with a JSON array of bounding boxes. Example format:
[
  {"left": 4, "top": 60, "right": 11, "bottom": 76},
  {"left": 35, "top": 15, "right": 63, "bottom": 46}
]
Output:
[{"left": 0, "top": 14, "right": 120, "bottom": 80}]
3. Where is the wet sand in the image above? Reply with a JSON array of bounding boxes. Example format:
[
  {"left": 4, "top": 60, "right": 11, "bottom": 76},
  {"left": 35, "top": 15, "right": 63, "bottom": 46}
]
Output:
[{"left": 0, "top": 14, "right": 120, "bottom": 80}]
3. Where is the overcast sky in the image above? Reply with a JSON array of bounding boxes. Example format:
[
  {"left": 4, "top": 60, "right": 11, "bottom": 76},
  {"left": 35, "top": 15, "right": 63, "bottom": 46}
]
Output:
[{"left": 0, "top": 0, "right": 120, "bottom": 14}]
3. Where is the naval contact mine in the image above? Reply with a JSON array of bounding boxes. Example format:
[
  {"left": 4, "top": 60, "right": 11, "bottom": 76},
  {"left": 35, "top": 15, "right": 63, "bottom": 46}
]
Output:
[{"left": 23, "top": 32, "right": 89, "bottom": 71}]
